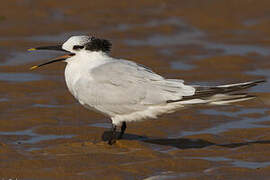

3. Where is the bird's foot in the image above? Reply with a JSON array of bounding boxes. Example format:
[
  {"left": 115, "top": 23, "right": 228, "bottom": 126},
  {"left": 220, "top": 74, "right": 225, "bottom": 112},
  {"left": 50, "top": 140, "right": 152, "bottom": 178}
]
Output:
[
  {"left": 118, "top": 121, "right": 126, "bottom": 139},
  {"left": 101, "top": 122, "right": 127, "bottom": 145},
  {"left": 107, "top": 124, "right": 117, "bottom": 145},
  {"left": 108, "top": 137, "right": 117, "bottom": 145}
]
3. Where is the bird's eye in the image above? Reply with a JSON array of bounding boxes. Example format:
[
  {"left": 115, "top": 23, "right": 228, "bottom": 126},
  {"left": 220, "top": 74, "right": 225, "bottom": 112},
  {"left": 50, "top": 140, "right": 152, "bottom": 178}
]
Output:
[{"left": 73, "top": 45, "right": 84, "bottom": 50}]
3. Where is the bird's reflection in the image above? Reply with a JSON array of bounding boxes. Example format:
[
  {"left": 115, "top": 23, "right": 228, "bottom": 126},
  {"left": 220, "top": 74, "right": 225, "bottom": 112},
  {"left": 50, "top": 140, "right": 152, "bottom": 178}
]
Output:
[{"left": 102, "top": 131, "right": 270, "bottom": 149}]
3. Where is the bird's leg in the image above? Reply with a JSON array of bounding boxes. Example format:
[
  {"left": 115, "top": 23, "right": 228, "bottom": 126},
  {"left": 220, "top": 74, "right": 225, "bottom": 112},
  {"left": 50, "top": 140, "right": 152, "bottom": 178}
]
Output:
[
  {"left": 119, "top": 121, "right": 126, "bottom": 139},
  {"left": 108, "top": 124, "right": 117, "bottom": 145}
]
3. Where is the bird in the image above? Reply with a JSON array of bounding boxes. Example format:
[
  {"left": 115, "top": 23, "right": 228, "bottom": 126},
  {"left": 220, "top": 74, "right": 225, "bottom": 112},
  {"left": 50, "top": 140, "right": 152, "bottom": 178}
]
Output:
[{"left": 29, "top": 35, "right": 266, "bottom": 145}]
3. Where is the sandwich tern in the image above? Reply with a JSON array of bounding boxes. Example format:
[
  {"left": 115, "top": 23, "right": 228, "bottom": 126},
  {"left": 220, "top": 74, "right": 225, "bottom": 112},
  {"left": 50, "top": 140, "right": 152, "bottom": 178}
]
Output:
[{"left": 29, "top": 35, "right": 266, "bottom": 144}]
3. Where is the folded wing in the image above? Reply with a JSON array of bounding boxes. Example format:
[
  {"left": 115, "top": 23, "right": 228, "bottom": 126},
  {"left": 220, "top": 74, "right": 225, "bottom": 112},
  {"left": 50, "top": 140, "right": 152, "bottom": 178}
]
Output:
[{"left": 89, "top": 60, "right": 195, "bottom": 115}]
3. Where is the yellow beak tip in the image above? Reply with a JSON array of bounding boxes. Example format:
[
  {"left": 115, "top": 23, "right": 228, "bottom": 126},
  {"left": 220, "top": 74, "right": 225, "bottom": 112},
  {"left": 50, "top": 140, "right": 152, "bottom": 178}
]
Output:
[
  {"left": 28, "top": 48, "right": 37, "bottom": 51},
  {"left": 30, "top": 66, "right": 38, "bottom": 70}
]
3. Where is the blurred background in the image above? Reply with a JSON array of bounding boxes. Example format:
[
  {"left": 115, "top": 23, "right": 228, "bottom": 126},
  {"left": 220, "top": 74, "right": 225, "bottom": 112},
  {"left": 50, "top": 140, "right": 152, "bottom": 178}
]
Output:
[{"left": 0, "top": 0, "right": 270, "bottom": 179}]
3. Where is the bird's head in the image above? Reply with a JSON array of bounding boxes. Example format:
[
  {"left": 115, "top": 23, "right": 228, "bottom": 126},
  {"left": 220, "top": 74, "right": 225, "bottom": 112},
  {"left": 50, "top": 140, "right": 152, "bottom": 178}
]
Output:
[{"left": 29, "top": 35, "right": 112, "bottom": 70}]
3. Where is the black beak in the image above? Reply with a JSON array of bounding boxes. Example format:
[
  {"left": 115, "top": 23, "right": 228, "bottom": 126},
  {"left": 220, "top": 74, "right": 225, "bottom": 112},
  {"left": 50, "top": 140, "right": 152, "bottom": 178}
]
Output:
[
  {"left": 30, "top": 54, "right": 75, "bottom": 70},
  {"left": 28, "top": 44, "right": 74, "bottom": 70},
  {"left": 28, "top": 45, "right": 69, "bottom": 52}
]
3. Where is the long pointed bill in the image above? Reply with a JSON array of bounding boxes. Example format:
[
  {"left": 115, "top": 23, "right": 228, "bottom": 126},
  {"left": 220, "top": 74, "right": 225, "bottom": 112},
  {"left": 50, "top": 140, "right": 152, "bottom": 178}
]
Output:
[
  {"left": 28, "top": 45, "right": 69, "bottom": 52},
  {"left": 30, "top": 54, "right": 74, "bottom": 70}
]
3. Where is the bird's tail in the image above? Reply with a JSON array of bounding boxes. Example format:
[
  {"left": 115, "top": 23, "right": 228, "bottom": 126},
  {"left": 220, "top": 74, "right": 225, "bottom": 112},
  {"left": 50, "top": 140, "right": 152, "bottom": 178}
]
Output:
[
  {"left": 173, "top": 80, "right": 266, "bottom": 105},
  {"left": 206, "top": 93, "right": 256, "bottom": 105}
]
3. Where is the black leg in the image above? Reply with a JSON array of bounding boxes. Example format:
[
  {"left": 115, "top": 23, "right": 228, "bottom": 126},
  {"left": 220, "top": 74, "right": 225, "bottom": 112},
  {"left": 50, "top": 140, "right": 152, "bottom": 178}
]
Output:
[
  {"left": 119, "top": 121, "right": 127, "bottom": 139},
  {"left": 108, "top": 124, "right": 117, "bottom": 145}
]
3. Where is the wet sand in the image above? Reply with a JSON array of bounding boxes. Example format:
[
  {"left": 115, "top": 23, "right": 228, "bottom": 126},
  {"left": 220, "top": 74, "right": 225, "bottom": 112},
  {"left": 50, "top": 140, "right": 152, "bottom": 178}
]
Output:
[{"left": 0, "top": 0, "right": 270, "bottom": 179}]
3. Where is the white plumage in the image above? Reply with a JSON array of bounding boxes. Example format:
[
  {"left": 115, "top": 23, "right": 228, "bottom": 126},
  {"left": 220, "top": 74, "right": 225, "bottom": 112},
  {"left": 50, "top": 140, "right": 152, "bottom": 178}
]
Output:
[
  {"left": 64, "top": 50, "right": 195, "bottom": 125},
  {"left": 30, "top": 35, "right": 265, "bottom": 144}
]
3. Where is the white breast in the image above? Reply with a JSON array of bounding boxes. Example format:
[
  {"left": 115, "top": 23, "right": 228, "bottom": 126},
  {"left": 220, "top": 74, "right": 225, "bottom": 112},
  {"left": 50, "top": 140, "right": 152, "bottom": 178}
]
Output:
[{"left": 64, "top": 51, "right": 112, "bottom": 103}]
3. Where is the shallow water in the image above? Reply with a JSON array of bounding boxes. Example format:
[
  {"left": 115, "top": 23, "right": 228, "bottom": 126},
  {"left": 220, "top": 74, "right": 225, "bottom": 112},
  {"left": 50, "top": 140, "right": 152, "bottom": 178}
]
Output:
[
  {"left": 125, "top": 21, "right": 270, "bottom": 56},
  {"left": 0, "top": 72, "right": 43, "bottom": 82},
  {"left": 180, "top": 107, "right": 269, "bottom": 136},
  {"left": 1, "top": 51, "right": 66, "bottom": 66},
  {"left": 190, "top": 156, "right": 270, "bottom": 169},
  {"left": 0, "top": 128, "right": 74, "bottom": 144},
  {"left": 0, "top": 1, "right": 270, "bottom": 180}
]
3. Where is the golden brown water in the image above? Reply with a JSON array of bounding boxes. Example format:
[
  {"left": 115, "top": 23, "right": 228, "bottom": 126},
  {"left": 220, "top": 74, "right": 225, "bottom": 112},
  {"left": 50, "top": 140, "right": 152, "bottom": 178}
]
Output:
[{"left": 0, "top": 0, "right": 270, "bottom": 179}]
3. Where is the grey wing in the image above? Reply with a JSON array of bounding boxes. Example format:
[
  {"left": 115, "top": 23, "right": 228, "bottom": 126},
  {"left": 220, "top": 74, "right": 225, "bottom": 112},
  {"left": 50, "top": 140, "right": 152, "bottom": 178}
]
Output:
[{"left": 89, "top": 60, "right": 195, "bottom": 115}]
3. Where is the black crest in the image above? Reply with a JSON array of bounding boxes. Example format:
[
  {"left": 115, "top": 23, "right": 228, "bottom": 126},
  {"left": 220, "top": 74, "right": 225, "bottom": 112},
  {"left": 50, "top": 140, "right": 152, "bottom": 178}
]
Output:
[{"left": 85, "top": 37, "right": 112, "bottom": 52}]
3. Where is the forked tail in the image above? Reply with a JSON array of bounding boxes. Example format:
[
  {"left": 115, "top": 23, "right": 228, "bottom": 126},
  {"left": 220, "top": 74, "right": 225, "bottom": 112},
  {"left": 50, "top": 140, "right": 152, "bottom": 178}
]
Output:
[{"left": 169, "top": 80, "right": 266, "bottom": 105}]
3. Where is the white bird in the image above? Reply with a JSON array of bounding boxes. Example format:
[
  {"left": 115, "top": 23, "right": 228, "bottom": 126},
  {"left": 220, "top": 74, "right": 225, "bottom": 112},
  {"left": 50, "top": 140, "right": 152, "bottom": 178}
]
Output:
[{"left": 29, "top": 35, "right": 265, "bottom": 144}]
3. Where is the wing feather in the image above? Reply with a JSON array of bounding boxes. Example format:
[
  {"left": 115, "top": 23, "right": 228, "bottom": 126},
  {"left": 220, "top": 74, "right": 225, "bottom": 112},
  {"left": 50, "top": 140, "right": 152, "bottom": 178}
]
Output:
[{"left": 88, "top": 60, "right": 195, "bottom": 115}]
